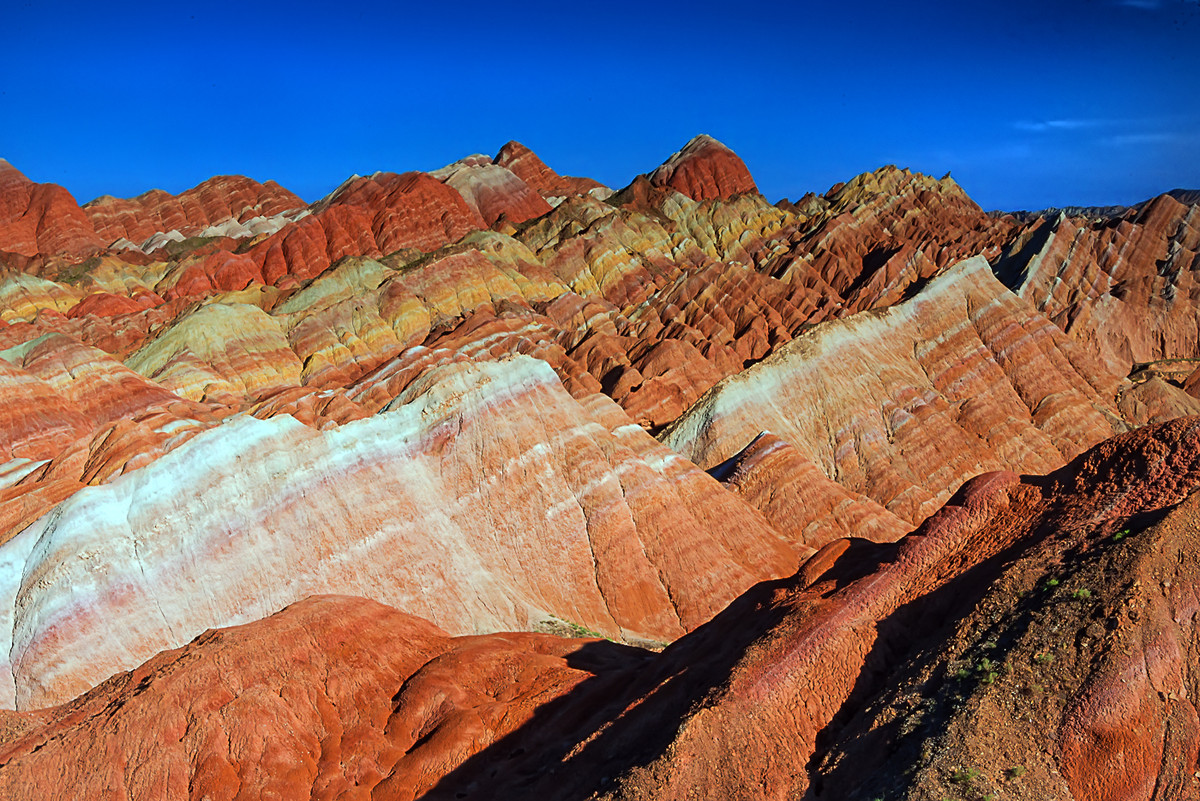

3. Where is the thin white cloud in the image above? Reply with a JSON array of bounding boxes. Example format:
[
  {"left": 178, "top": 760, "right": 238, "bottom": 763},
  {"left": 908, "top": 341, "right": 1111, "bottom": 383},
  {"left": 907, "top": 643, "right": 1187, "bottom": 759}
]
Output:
[{"left": 1012, "top": 119, "right": 1107, "bottom": 133}]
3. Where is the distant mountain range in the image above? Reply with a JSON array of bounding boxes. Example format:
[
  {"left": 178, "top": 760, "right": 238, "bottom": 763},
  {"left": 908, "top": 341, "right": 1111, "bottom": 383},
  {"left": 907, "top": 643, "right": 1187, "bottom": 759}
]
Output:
[{"left": 994, "top": 187, "right": 1200, "bottom": 221}]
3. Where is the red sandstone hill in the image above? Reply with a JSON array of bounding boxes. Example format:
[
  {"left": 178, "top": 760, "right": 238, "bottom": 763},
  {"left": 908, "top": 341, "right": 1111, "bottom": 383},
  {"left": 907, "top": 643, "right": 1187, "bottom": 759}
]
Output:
[
  {"left": 0, "top": 160, "right": 102, "bottom": 258},
  {"left": 495, "top": 140, "right": 609, "bottom": 200},
  {"left": 0, "top": 138, "right": 1196, "bottom": 799},
  {"left": 0, "top": 419, "right": 1198, "bottom": 799},
  {"left": 83, "top": 175, "right": 305, "bottom": 247},
  {"left": 646, "top": 133, "right": 759, "bottom": 201}
]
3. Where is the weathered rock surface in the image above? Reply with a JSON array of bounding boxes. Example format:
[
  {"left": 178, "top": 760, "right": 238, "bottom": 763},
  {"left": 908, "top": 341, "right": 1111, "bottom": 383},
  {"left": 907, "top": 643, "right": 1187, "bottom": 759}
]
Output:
[
  {"left": 3, "top": 420, "right": 1200, "bottom": 799},
  {"left": 999, "top": 193, "right": 1200, "bottom": 377},
  {"left": 0, "top": 140, "right": 1198, "bottom": 800},
  {"left": 0, "top": 160, "right": 102, "bottom": 258},
  {"left": 0, "top": 355, "right": 792, "bottom": 709},
  {"left": 431, "top": 154, "right": 553, "bottom": 226},
  {"left": 83, "top": 175, "right": 305, "bottom": 248},
  {"left": 663, "top": 256, "right": 1140, "bottom": 545},
  {"left": 494, "top": 141, "right": 609, "bottom": 201},
  {"left": 124, "top": 302, "right": 302, "bottom": 403},
  {"left": 647, "top": 134, "right": 759, "bottom": 201},
  {"left": 771, "top": 166, "right": 1019, "bottom": 314}
]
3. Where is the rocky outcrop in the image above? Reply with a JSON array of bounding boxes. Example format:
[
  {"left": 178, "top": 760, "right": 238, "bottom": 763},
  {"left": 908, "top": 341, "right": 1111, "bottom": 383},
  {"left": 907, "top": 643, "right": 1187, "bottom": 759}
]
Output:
[
  {"left": 999, "top": 193, "right": 1200, "bottom": 377},
  {"left": 431, "top": 154, "right": 553, "bottom": 226},
  {"left": 662, "top": 257, "right": 1135, "bottom": 545},
  {"left": 3, "top": 419, "right": 1200, "bottom": 799},
  {"left": 770, "top": 165, "right": 1019, "bottom": 314},
  {"left": 0, "top": 594, "right": 640, "bottom": 801},
  {"left": 494, "top": 140, "right": 609, "bottom": 200},
  {"left": 0, "top": 356, "right": 792, "bottom": 709},
  {"left": 124, "top": 302, "right": 302, "bottom": 403},
  {"left": 647, "top": 134, "right": 758, "bottom": 201},
  {"left": 83, "top": 175, "right": 305, "bottom": 247},
  {"left": 0, "top": 160, "right": 102, "bottom": 258}
]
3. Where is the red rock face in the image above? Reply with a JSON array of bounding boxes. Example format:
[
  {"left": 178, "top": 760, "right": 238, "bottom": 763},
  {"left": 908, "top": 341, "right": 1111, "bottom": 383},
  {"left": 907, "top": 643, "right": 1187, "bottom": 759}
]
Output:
[
  {"left": 0, "top": 160, "right": 102, "bottom": 257},
  {"left": 432, "top": 154, "right": 554, "bottom": 226},
  {"left": 662, "top": 257, "right": 1141, "bottom": 547},
  {"left": 1, "top": 140, "right": 1199, "bottom": 799},
  {"left": 3, "top": 420, "right": 1200, "bottom": 799},
  {"left": 647, "top": 134, "right": 759, "bottom": 201},
  {"left": 1002, "top": 193, "right": 1200, "bottom": 376},
  {"left": 771, "top": 166, "right": 1018, "bottom": 313},
  {"left": 494, "top": 141, "right": 608, "bottom": 199},
  {"left": 83, "top": 174, "right": 304, "bottom": 246}
]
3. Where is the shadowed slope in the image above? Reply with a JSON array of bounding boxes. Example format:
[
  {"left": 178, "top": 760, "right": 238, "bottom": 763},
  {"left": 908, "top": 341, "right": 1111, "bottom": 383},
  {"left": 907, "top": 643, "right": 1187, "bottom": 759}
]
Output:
[{"left": 2, "top": 420, "right": 1199, "bottom": 799}]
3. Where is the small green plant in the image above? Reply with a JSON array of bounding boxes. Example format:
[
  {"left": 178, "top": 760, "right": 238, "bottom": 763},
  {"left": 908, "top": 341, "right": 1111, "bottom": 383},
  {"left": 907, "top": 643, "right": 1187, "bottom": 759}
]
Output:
[
  {"left": 1034, "top": 651, "right": 1054, "bottom": 664},
  {"left": 976, "top": 657, "right": 999, "bottom": 685},
  {"left": 541, "top": 616, "right": 610, "bottom": 640},
  {"left": 1113, "top": 528, "right": 1129, "bottom": 541},
  {"left": 951, "top": 766, "right": 981, "bottom": 784},
  {"left": 1046, "top": 577, "right": 1060, "bottom": 588},
  {"left": 1006, "top": 765, "right": 1027, "bottom": 779},
  {"left": 1072, "top": 587, "right": 1093, "bottom": 600}
]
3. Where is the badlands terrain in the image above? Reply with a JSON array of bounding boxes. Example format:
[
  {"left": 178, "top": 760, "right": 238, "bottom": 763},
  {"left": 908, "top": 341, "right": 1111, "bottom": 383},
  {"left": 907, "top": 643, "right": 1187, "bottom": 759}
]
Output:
[{"left": 0, "top": 135, "right": 1197, "bottom": 799}]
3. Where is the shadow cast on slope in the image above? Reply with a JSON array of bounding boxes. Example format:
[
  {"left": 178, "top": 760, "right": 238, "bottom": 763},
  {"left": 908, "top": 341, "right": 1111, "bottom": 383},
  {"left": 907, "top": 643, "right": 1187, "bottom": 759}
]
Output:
[
  {"left": 415, "top": 572, "right": 801, "bottom": 801},
  {"left": 803, "top": 500, "right": 1173, "bottom": 800}
]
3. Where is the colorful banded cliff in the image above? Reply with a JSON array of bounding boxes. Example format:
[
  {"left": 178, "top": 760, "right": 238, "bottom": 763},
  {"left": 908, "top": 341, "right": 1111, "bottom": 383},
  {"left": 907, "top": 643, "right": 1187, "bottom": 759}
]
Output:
[{"left": 0, "top": 135, "right": 1196, "bottom": 799}]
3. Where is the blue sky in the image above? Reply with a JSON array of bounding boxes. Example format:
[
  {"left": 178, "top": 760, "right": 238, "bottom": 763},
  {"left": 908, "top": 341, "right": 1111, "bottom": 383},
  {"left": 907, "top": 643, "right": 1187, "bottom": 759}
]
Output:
[{"left": 3, "top": 0, "right": 1197, "bottom": 211}]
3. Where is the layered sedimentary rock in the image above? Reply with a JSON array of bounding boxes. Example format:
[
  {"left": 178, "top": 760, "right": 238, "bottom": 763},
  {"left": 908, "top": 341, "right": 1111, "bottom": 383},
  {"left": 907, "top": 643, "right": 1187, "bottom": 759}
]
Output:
[
  {"left": 0, "top": 143, "right": 1034, "bottom": 436},
  {"left": 3, "top": 419, "right": 1199, "bottom": 799},
  {"left": 237, "top": 171, "right": 485, "bottom": 285},
  {"left": 84, "top": 175, "right": 305, "bottom": 248},
  {"left": 430, "top": 154, "right": 553, "bottom": 226},
  {"left": 770, "top": 166, "right": 1019, "bottom": 314},
  {"left": 0, "top": 160, "right": 102, "bottom": 258},
  {"left": 494, "top": 140, "right": 609, "bottom": 201},
  {"left": 662, "top": 256, "right": 1133, "bottom": 544},
  {"left": 0, "top": 594, "right": 645, "bottom": 801},
  {"left": 1, "top": 137, "right": 1198, "bottom": 800},
  {"left": 0, "top": 355, "right": 792, "bottom": 709},
  {"left": 999, "top": 193, "right": 1200, "bottom": 376},
  {"left": 575, "top": 417, "right": 1200, "bottom": 801},
  {"left": 124, "top": 302, "right": 302, "bottom": 403},
  {"left": 647, "top": 134, "right": 758, "bottom": 201},
  {"left": 9, "top": 332, "right": 189, "bottom": 425}
]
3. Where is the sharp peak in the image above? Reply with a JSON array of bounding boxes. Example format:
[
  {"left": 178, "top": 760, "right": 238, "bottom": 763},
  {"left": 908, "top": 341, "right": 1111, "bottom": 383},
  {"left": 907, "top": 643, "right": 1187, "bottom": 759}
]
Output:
[
  {"left": 652, "top": 135, "right": 731, "bottom": 171},
  {"left": 834, "top": 164, "right": 965, "bottom": 195},
  {"left": 668, "top": 133, "right": 735, "bottom": 159},
  {"left": 682, "top": 133, "right": 728, "bottom": 149}
]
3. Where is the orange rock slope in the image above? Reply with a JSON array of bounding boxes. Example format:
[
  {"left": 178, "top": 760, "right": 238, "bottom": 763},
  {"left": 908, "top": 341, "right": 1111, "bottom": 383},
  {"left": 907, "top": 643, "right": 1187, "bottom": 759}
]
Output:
[
  {"left": 0, "top": 135, "right": 1197, "bottom": 799},
  {"left": 2, "top": 420, "right": 1199, "bottom": 799},
  {"left": 999, "top": 193, "right": 1200, "bottom": 376}
]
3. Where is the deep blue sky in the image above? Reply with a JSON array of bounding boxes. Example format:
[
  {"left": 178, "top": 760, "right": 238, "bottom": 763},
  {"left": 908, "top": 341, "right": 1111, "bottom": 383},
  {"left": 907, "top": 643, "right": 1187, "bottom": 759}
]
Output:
[{"left": 3, "top": 0, "right": 1198, "bottom": 211}]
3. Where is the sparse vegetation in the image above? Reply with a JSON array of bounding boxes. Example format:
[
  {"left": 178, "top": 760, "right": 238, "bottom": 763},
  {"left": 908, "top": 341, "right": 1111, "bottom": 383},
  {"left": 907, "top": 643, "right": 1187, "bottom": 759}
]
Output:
[
  {"left": 1045, "top": 577, "right": 1060, "bottom": 588},
  {"left": 56, "top": 256, "right": 99, "bottom": 285},
  {"left": 1033, "top": 651, "right": 1054, "bottom": 665},
  {"left": 1006, "top": 765, "right": 1027, "bottom": 779},
  {"left": 539, "top": 616, "right": 611, "bottom": 640},
  {"left": 950, "top": 766, "right": 981, "bottom": 784},
  {"left": 1071, "top": 587, "right": 1092, "bottom": 600}
]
